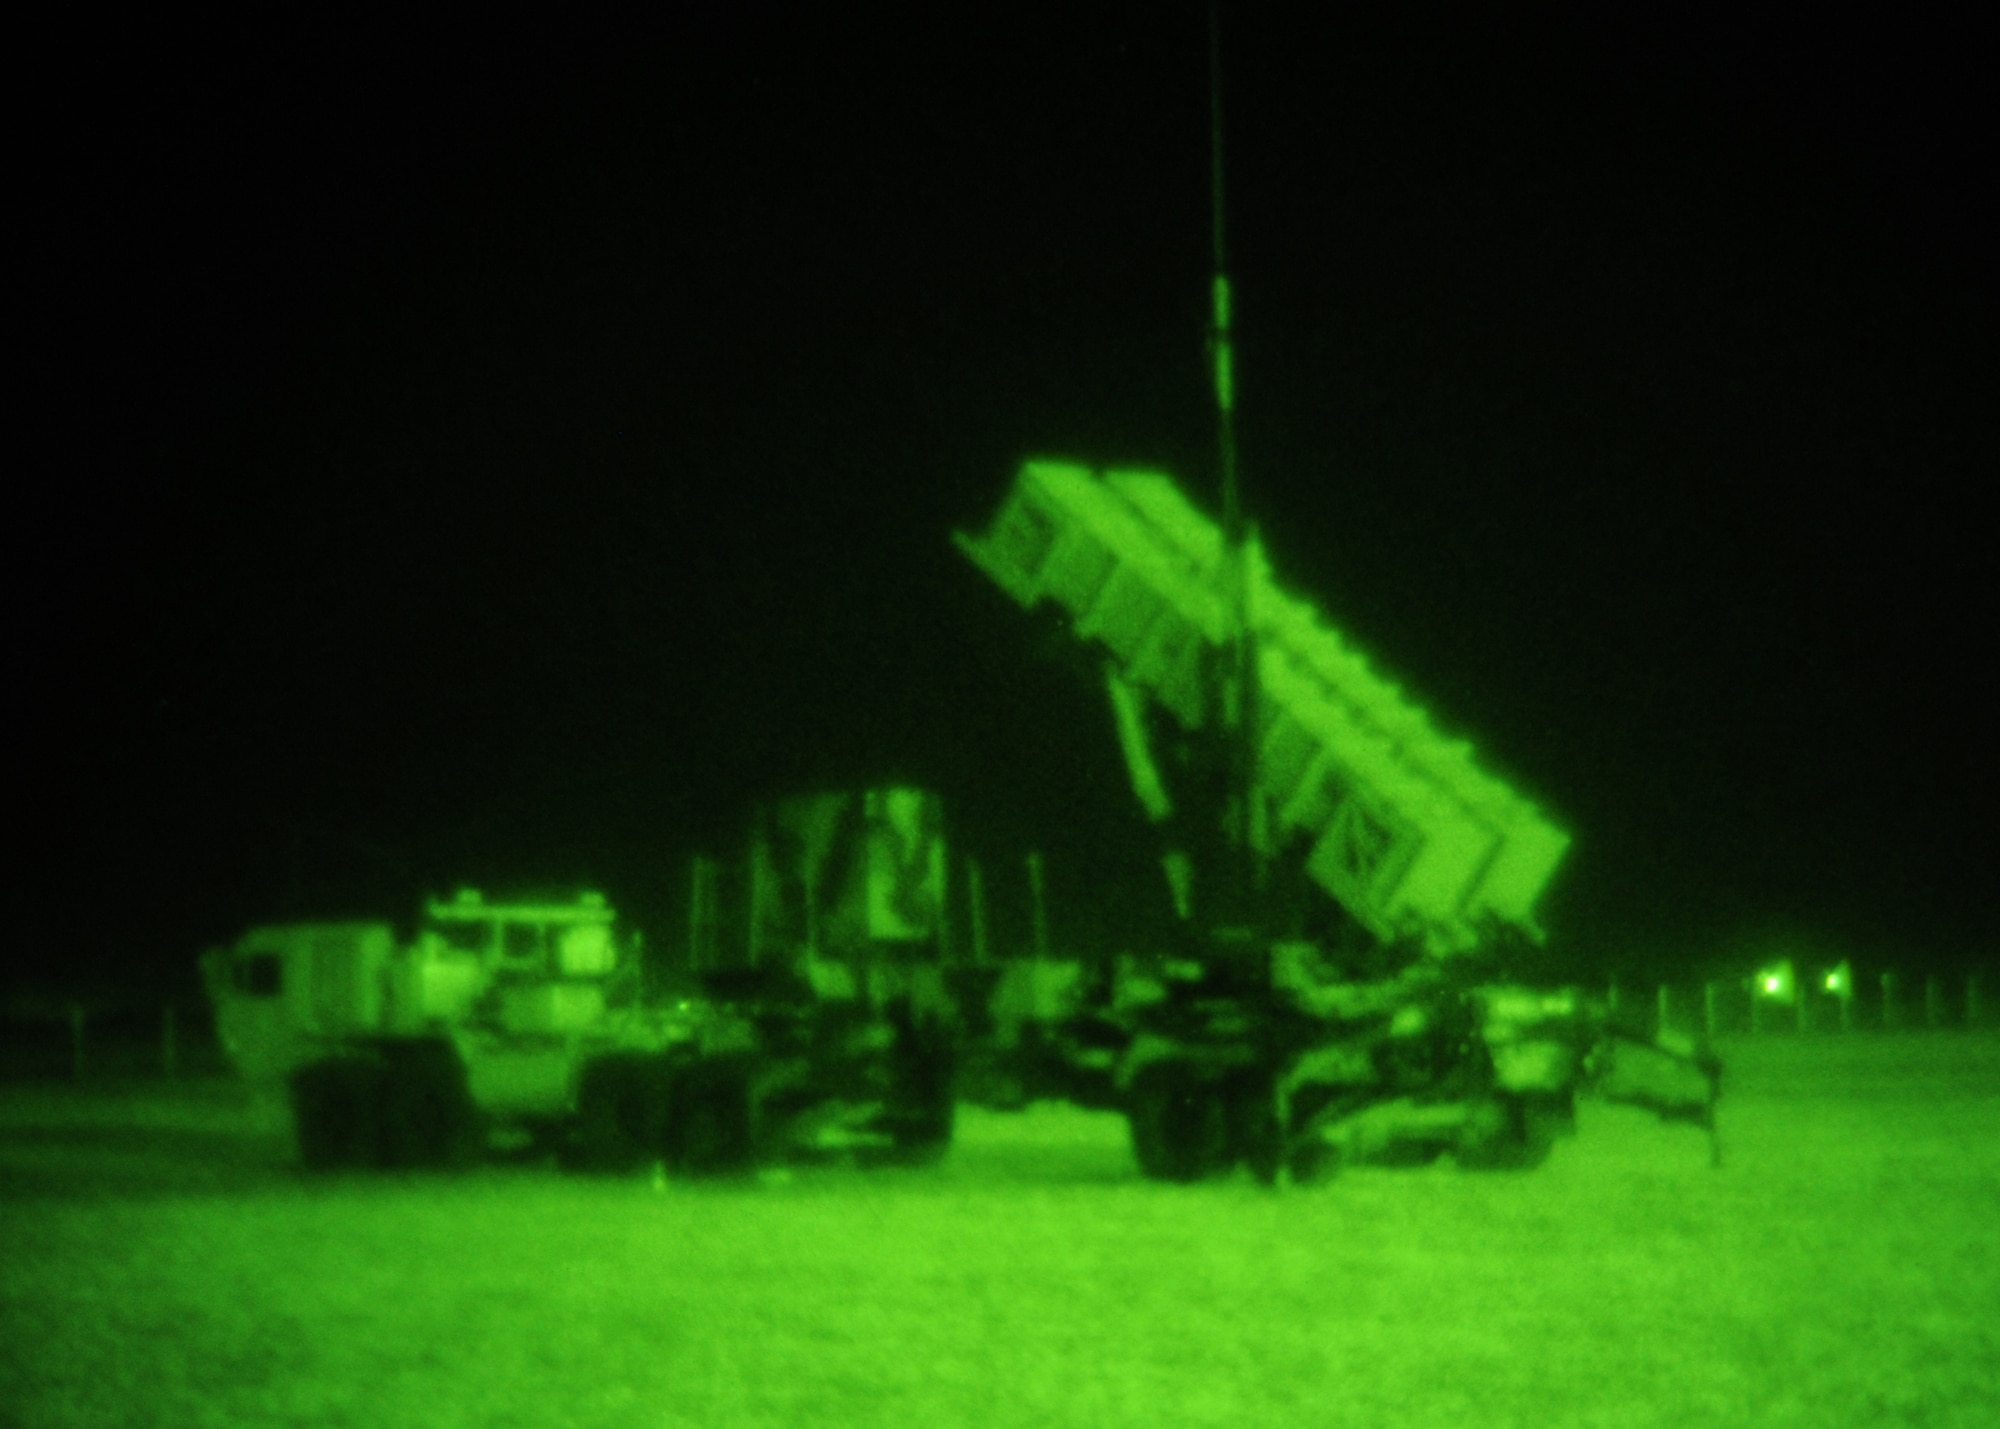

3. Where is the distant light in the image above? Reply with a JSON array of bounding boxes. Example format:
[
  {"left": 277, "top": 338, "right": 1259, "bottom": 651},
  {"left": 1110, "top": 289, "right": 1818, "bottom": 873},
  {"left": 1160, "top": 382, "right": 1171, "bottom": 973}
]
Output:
[
  {"left": 1754, "top": 959, "right": 1798, "bottom": 1003},
  {"left": 1824, "top": 972, "right": 1839, "bottom": 991}
]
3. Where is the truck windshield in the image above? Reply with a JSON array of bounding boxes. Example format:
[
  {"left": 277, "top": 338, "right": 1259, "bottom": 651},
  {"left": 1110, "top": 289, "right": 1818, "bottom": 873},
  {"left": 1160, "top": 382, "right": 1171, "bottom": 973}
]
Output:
[
  {"left": 502, "top": 923, "right": 545, "bottom": 964},
  {"left": 431, "top": 922, "right": 490, "bottom": 955}
]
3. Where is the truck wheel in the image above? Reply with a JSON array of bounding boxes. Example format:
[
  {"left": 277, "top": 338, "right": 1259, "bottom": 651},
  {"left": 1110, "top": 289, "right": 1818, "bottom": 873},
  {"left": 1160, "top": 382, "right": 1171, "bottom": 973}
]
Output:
[
  {"left": 666, "top": 1063, "right": 756, "bottom": 1177},
  {"left": 379, "top": 1043, "right": 480, "bottom": 1169},
  {"left": 290, "top": 1059, "right": 383, "bottom": 1171},
  {"left": 1128, "top": 1063, "right": 1230, "bottom": 1183},
  {"left": 572, "top": 1054, "right": 669, "bottom": 1172}
]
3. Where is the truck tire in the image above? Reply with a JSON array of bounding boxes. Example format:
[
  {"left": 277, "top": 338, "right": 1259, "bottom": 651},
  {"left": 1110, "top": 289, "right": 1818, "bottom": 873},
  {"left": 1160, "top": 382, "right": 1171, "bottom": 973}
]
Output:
[
  {"left": 665, "top": 1062, "right": 756, "bottom": 1177},
  {"left": 1127, "top": 1062, "right": 1231, "bottom": 1183},
  {"left": 572, "top": 1054, "right": 669, "bottom": 1172},
  {"left": 290, "top": 1059, "right": 383, "bottom": 1170},
  {"left": 379, "top": 1042, "right": 480, "bottom": 1169}
]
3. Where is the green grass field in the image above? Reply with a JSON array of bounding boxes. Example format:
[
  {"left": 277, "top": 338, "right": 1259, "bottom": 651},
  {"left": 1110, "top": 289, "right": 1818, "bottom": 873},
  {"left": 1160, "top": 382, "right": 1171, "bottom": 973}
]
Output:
[{"left": 4, "top": 1035, "right": 1996, "bottom": 1428}]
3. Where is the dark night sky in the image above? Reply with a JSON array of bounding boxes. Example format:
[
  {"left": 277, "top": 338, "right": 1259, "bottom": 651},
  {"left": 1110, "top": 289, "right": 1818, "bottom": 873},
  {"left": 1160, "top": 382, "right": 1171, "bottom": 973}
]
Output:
[{"left": 13, "top": 7, "right": 1993, "bottom": 996}]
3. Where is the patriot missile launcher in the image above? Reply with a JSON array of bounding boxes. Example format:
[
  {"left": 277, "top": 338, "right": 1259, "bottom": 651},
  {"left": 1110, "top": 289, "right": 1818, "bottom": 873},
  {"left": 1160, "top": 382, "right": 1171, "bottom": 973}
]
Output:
[{"left": 956, "top": 460, "right": 1719, "bottom": 1178}]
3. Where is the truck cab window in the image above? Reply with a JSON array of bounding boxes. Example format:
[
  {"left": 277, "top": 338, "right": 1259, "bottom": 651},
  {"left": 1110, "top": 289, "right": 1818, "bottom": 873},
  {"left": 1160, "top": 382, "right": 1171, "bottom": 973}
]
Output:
[
  {"left": 502, "top": 923, "right": 545, "bottom": 965},
  {"left": 435, "top": 923, "right": 489, "bottom": 956},
  {"left": 233, "top": 953, "right": 282, "bottom": 997}
]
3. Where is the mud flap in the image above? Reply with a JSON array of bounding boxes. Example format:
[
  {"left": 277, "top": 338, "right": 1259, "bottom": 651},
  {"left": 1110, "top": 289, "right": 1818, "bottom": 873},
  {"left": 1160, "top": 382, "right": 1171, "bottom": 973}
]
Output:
[
  {"left": 1127, "top": 1062, "right": 1232, "bottom": 1182},
  {"left": 876, "top": 1026, "right": 958, "bottom": 1165},
  {"left": 665, "top": 1059, "right": 758, "bottom": 1177},
  {"left": 289, "top": 1059, "right": 384, "bottom": 1171},
  {"left": 1226, "top": 1074, "right": 1285, "bottom": 1185},
  {"left": 569, "top": 1053, "right": 671, "bottom": 1173},
  {"left": 1453, "top": 1093, "right": 1555, "bottom": 1171},
  {"left": 378, "top": 1041, "right": 481, "bottom": 1169}
]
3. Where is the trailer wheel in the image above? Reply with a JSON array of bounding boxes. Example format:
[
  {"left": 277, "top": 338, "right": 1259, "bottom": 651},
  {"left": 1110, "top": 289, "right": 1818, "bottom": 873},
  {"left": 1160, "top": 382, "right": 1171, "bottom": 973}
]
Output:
[
  {"left": 379, "top": 1042, "right": 480, "bottom": 1169},
  {"left": 1128, "top": 1062, "right": 1230, "bottom": 1182},
  {"left": 572, "top": 1054, "right": 669, "bottom": 1172},
  {"left": 666, "top": 1063, "right": 756, "bottom": 1177},
  {"left": 290, "top": 1059, "right": 383, "bottom": 1171}
]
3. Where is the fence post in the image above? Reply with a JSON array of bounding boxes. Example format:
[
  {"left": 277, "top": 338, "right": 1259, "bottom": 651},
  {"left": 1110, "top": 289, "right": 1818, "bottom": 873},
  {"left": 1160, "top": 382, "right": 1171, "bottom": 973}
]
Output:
[
  {"left": 1925, "top": 975, "right": 1944, "bottom": 1029},
  {"left": 688, "top": 856, "right": 719, "bottom": 974},
  {"left": 162, "top": 1004, "right": 179, "bottom": 1079},
  {"left": 1796, "top": 981, "right": 1809, "bottom": 1034},
  {"left": 936, "top": 851, "right": 955, "bottom": 968},
  {"left": 967, "top": 858, "right": 990, "bottom": 967},
  {"left": 1703, "top": 981, "right": 1718, "bottom": 1039},
  {"left": 1026, "top": 851, "right": 1050, "bottom": 962},
  {"left": 1839, "top": 986, "right": 1854, "bottom": 1033},
  {"left": 69, "top": 1002, "right": 85, "bottom": 1081}
]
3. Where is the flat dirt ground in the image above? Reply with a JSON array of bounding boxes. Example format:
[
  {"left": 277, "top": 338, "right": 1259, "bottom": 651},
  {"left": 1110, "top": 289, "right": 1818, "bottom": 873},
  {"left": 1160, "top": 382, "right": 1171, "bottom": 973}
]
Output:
[{"left": 2, "top": 1034, "right": 1996, "bottom": 1429}]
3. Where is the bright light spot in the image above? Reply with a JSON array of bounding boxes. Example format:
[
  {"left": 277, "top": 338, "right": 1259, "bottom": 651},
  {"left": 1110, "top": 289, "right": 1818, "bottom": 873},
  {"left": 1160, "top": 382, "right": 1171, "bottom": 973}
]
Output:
[
  {"left": 1764, "top": 975, "right": 1782, "bottom": 994},
  {"left": 1825, "top": 972, "right": 1839, "bottom": 991}
]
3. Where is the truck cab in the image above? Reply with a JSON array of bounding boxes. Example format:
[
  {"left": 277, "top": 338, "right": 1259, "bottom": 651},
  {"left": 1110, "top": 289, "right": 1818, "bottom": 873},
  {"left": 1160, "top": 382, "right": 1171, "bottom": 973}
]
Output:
[{"left": 202, "top": 889, "right": 646, "bottom": 1168}]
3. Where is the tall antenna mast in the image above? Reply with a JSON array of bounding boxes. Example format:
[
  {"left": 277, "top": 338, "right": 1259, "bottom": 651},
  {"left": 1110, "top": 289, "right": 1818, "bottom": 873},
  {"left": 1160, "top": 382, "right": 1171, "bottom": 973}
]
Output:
[
  {"left": 1208, "top": 1, "right": 1261, "bottom": 917},
  {"left": 1209, "top": 2, "right": 1239, "bottom": 550}
]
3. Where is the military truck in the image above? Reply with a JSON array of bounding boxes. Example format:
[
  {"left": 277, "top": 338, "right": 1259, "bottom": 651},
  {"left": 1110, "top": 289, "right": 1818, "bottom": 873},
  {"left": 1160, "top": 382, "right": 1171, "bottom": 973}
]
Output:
[
  {"left": 955, "top": 459, "right": 1719, "bottom": 1180},
  {"left": 203, "top": 789, "right": 958, "bottom": 1175},
  {"left": 203, "top": 889, "right": 738, "bottom": 1171}
]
